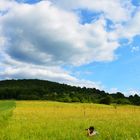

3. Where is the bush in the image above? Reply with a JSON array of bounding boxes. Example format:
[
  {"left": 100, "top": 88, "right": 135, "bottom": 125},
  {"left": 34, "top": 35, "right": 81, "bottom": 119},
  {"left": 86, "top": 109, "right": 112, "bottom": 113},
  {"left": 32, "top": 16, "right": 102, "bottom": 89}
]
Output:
[
  {"left": 71, "top": 97, "right": 80, "bottom": 102},
  {"left": 100, "top": 96, "right": 112, "bottom": 105},
  {"left": 116, "top": 98, "right": 131, "bottom": 104},
  {"left": 58, "top": 97, "right": 72, "bottom": 102}
]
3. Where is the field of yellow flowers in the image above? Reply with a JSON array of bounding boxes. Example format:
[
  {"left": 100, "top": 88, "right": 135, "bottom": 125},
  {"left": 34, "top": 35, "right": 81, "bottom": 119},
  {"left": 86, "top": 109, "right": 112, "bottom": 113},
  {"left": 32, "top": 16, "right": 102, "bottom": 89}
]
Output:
[{"left": 0, "top": 100, "right": 140, "bottom": 140}]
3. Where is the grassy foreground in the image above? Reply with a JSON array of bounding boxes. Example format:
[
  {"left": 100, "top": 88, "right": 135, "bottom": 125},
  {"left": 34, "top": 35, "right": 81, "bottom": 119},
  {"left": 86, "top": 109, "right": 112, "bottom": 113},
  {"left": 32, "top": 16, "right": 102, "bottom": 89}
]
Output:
[{"left": 0, "top": 101, "right": 140, "bottom": 140}]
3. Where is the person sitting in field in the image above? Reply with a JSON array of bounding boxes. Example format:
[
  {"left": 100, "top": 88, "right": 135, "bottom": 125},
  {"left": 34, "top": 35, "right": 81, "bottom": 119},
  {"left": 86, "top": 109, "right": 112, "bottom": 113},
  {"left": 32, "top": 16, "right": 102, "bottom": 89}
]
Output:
[{"left": 86, "top": 126, "right": 98, "bottom": 137}]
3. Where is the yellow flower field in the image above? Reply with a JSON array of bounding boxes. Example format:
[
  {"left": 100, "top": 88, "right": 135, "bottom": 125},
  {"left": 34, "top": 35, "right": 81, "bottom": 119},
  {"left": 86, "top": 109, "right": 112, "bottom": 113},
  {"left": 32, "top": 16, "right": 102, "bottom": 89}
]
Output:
[{"left": 0, "top": 101, "right": 140, "bottom": 140}]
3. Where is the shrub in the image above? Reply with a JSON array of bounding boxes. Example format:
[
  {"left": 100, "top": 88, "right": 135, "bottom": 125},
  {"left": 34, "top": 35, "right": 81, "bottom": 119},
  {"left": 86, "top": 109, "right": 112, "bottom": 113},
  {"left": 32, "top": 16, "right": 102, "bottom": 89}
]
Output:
[
  {"left": 71, "top": 97, "right": 80, "bottom": 102},
  {"left": 100, "top": 96, "right": 112, "bottom": 105},
  {"left": 116, "top": 98, "right": 131, "bottom": 104}
]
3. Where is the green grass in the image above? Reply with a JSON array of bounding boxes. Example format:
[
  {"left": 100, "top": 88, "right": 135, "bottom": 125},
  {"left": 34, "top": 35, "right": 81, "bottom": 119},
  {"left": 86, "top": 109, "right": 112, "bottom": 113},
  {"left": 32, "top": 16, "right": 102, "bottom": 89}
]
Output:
[
  {"left": 0, "top": 100, "right": 16, "bottom": 139},
  {"left": 0, "top": 101, "right": 140, "bottom": 140},
  {"left": 0, "top": 101, "right": 16, "bottom": 111},
  {"left": 0, "top": 100, "right": 16, "bottom": 122}
]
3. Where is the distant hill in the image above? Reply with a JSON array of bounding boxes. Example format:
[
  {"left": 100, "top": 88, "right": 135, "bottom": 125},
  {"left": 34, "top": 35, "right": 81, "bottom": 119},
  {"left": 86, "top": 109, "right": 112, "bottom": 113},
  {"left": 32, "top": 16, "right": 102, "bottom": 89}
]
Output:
[{"left": 0, "top": 79, "right": 139, "bottom": 105}]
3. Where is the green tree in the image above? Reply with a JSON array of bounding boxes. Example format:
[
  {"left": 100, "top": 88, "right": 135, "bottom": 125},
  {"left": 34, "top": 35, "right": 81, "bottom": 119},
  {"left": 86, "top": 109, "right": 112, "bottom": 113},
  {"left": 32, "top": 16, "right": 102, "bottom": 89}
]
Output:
[{"left": 100, "top": 96, "right": 112, "bottom": 105}]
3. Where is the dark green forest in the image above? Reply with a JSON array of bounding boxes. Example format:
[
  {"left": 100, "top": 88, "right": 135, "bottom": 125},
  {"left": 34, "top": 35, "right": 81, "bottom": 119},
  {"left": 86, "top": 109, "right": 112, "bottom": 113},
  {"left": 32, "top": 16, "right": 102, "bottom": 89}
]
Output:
[{"left": 0, "top": 79, "right": 139, "bottom": 105}]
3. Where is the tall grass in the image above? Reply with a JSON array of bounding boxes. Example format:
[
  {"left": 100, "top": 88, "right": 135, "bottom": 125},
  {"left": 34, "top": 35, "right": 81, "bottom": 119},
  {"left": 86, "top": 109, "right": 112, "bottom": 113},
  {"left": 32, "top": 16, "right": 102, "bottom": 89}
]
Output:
[{"left": 0, "top": 101, "right": 140, "bottom": 140}]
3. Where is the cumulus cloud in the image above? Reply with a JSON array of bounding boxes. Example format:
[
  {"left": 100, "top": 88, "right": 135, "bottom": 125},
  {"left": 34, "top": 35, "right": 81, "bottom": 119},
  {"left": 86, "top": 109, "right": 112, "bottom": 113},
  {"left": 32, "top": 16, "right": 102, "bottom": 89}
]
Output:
[
  {"left": 0, "top": 0, "right": 140, "bottom": 90},
  {"left": 0, "top": 0, "right": 18, "bottom": 14},
  {"left": 51, "top": 0, "right": 134, "bottom": 22},
  {"left": 122, "top": 11, "right": 140, "bottom": 39},
  {"left": 0, "top": 1, "right": 120, "bottom": 66},
  {"left": 108, "top": 8, "right": 140, "bottom": 42}
]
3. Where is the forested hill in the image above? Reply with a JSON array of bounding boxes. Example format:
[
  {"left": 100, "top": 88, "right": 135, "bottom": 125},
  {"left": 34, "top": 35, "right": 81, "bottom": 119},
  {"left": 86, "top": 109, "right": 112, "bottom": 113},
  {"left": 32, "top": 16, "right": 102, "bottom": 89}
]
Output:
[{"left": 0, "top": 79, "right": 139, "bottom": 105}]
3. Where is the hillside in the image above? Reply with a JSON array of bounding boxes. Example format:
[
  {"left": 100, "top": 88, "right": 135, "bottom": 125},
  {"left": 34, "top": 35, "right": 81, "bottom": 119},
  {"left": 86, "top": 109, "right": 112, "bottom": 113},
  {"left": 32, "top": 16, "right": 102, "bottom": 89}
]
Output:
[{"left": 0, "top": 79, "right": 139, "bottom": 105}]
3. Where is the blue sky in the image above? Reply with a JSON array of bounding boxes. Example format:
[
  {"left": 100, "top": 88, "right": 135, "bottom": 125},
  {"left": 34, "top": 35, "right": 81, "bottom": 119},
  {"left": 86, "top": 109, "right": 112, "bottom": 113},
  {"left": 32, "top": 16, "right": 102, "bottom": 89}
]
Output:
[
  {"left": 0, "top": 0, "right": 140, "bottom": 95},
  {"left": 72, "top": 37, "right": 140, "bottom": 91},
  {"left": 16, "top": 0, "right": 41, "bottom": 4}
]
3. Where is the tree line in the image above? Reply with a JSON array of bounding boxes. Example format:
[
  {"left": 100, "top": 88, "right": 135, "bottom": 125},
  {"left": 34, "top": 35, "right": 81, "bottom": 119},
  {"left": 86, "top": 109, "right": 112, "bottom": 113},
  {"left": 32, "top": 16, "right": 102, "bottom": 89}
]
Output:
[{"left": 0, "top": 79, "right": 139, "bottom": 105}]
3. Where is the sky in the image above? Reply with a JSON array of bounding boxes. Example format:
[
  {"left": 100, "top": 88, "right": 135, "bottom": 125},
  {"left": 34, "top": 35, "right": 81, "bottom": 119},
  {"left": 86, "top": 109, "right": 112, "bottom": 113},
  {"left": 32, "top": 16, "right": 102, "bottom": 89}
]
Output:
[{"left": 0, "top": 0, "right": 140, "bottom": 96}]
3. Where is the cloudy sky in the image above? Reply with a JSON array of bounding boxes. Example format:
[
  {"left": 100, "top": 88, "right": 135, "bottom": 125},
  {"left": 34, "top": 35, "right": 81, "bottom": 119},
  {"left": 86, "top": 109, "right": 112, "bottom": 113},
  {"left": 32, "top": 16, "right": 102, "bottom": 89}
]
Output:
[{"left": 0, "top": 0, "right": 140, "bottom": 95}]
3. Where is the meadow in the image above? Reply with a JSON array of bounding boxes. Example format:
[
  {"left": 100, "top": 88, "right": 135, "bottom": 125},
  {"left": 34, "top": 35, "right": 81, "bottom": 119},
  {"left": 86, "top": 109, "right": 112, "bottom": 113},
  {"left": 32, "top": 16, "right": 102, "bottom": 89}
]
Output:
[{"left": 0, "top": 101, "right": 140, "bottom": 140}]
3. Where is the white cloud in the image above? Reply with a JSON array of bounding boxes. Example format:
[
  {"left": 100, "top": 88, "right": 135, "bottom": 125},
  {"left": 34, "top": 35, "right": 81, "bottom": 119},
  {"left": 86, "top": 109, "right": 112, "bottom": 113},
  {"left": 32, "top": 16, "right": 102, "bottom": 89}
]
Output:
[
  {"left": 108, "top": 88, "right": 119, "bottom": 93},
  {"left": 110, "top": 9, "right": 140, "bottom": 42},
  {"left": 126, "top": 89, "right": 140, "bottom": 96},
  {"left": 0, "top": 59, "right": 102, "bottom": 89},
  {"left": 0, "top": 0, "right": 140, "bottom": 92},
  {"left": 0, "top": 0, "right": 17, "bottom": 12},
  {"left": 0, "top": 36, "right": 5, "bottom": 48},
  {"left": 0, "top": 0, "right": 120, "bottom": 67},
  {"left": 124, "top": 10, "right": 140, "bottom": 39},
  {"left": 51, "top": 0, "right": 134, "bottom": 22}
]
